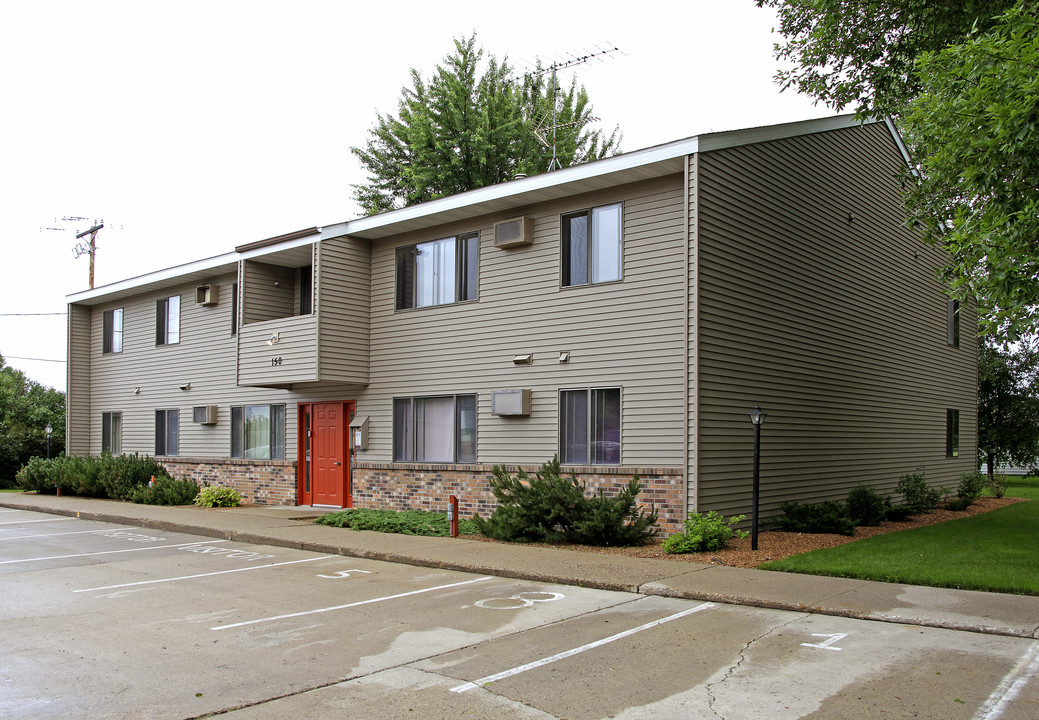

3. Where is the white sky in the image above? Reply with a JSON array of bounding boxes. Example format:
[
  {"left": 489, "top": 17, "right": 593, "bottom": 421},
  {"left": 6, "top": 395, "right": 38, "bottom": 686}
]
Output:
[{"left": 0, "top": 0, "right": 831, "bottom": 392}]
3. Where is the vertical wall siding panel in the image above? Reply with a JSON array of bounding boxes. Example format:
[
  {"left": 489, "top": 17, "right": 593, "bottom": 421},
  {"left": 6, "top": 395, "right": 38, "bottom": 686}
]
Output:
[
  {"left": 694, "top": 123, "right": 977, "bottom": 521},
  {"left": 66, "top": 304, "right": 92, "bottom": 455},
  {"left": 316, "top": 236, "right": 371, "bottom": 384},
  {"left": 354, "top": 176, "right": 688, "bottom": 468}
]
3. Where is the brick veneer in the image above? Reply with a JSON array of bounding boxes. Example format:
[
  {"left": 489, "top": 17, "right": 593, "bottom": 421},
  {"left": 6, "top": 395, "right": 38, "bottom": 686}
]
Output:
[
  {"left": 353, "top": 462, "right": 686, "bottom": 534},
  {"left": 158, "top": 457, "right": 298, "bottom": 506}
]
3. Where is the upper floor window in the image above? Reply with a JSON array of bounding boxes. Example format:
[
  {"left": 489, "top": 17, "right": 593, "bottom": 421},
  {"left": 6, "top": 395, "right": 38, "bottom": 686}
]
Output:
[
  {"left": 562, "top": 203, "right": 622, "bottom": 287},
  {"left": 393, "top": 394, "right": 476, "bottom": 463},
  {"left": 102, "top": 308, "right": 123, "bottom": 354},
  {"left": 560, "top": 387, "right": 621, "bottom": 465},
  {"left": 102, "top": 411, "right": 122, "bottom": 454},
  {"left": 947, "top": 299, "right": 960, "bottom": 347},
  {"left": 231, "top": 282, "right": 238, "bottom": 335},
  {"left": 156, "top": 295, "right": 180, "bottom": 345},
  {"left": 946, "top": 409, "right": 960, "bottom": 457},
  {"left": 231, "top": 404, "right": 285, "bottom": 459},
  {"left": 395, "top": 233, "right": 478, "bottom": 310},
  {"left": 155, "top": 408, "right": 179, "bottom": 456}
]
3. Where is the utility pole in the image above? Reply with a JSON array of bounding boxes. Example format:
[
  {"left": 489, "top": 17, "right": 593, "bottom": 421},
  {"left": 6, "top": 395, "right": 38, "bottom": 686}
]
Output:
[{"left": 73, "top": 222, "right": 104, "bottom": 289}]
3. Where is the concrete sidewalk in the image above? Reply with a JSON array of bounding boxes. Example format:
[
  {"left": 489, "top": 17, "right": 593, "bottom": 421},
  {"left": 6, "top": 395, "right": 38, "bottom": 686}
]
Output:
[{"left": 3, "top": 492, "right": 1037, "bottom": 639}]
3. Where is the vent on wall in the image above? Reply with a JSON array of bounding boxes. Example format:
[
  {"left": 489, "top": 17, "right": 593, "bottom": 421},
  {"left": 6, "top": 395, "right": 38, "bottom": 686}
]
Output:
[
  {"left": 192, "top": 405, "right": 218, "bottom": 425},
  {"left": 195, "top": 284, "right": 218, "bottom": 306},
  {"left": 493, "top": 216, "right": 533, "bottom": 249}
]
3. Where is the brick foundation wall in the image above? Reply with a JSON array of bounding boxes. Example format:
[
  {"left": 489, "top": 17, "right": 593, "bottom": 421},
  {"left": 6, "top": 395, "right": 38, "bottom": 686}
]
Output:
[
  {"left": 158, "top": 457, "right": 298, "bottom": 506},
  {"left": 353, "top": 462, "right": 686, "bottom": 534}
]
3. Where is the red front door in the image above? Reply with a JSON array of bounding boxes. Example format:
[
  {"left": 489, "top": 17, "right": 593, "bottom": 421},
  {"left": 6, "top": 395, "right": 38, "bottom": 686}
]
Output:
[{"left": 299, "top": 401, "right": 352, "bottom": 507}]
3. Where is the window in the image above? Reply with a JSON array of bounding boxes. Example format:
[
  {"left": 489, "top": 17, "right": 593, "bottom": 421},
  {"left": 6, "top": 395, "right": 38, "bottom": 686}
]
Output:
[
  {"left": 231, "top": 404, "right": 286, "bottom": 459},
  {"left": 155, "top": 409, "right": 179, "bottom": 456},
  {"left": 560, "top": 388, "right": 621, "bottom": 465},
  {"left": 101, "top": 412, "right": 122, "bottom": 454},
  {"left": 562, "top": 203, "right": 622, "bottom": 287},
  {"left": 102, "top": 308, "right": 123, "bottom": 354},
  {"left": 300, "top": 265, "right": 313, "bottom": 315},
  {"left": 231, "top": 282, "right": 238, "bottom": 335},
  {"left": 156, "top": 295, "right": 180, "bottom": 345},
  {"left": 946, "top": 409, "right": 960, "bottom": 458},
  {"left": 947, "top": 299, "right": 960, "bottom": 347},
  {"left": 395, "top": 233, "right": 478, "bottom": 309},
  {"left": 393, "top": 394, "right": 476, "bottom": 463}
]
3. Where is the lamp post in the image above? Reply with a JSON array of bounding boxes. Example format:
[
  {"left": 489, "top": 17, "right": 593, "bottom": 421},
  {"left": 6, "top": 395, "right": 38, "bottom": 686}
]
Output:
[
  {"left": 748, "top": 405, "right": 767, "bottom": 551},
  {"left": 45, "top": 423, "right": 53, "bottom": 460}
]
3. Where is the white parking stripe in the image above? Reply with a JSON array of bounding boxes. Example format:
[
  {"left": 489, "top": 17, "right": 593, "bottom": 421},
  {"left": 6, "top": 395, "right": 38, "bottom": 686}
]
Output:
[
  {"left": 74, "top": 555, "right": 337, "bottom": 592},
  {"left": 451, "top": 602, "right": 716, "bottom": 693},
  {"left": 1, "top": 528, "right": 135, "bottom": 541},
  {"left": 211, "top": 576, "right": 494, "bottom": 631},
  {"left": 973, "top": 641, "right": 1039, "bottom": 720},
  {"left": 0, "top": 540, "right": 227, "bottom": 565},
  {"left": 0, "top": 517, "right": 69, "bottom": 526}
]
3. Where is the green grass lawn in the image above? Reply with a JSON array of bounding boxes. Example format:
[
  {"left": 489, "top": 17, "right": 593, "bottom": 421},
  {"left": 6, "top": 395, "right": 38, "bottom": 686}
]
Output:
[{"left": 758, "top": 477, "right": 1039, "bottom": 595}]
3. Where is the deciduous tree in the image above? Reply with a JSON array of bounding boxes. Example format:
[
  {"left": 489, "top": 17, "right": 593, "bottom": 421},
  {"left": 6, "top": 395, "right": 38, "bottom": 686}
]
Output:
[
  {"left": 0, "top": 354, "right": 65, "bottom": 485},
  {"left": 977, "top": 340, "right": 1039, "bottom": 479}
]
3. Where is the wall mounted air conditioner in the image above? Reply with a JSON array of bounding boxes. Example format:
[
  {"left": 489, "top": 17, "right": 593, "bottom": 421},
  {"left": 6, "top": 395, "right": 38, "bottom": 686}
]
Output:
[
  {"left": 193, "top": 405, "right": 218, "bottom": 425},
  {"left": 493, "top": 216, "right": 533, "bottom": 249},
  {"left": 195, "top": 284, "right": 218, "bottom": 306},
  {"left": 492, "top": 389, "right": 531, "bottom": 416}
]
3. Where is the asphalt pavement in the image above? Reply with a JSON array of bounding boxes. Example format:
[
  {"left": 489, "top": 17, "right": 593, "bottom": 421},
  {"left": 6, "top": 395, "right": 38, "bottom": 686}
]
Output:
[{"left": 2, "top": 492, "right": 1037, "bottom": 639}]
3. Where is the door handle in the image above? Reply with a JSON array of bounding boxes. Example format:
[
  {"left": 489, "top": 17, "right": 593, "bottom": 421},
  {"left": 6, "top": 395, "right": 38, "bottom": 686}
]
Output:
[{"left": 334, "top": 461, "right": 341, "bottom": 466}]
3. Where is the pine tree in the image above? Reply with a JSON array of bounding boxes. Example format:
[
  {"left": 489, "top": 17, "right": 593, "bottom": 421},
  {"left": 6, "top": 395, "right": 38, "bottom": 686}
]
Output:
[{"left": 351, "top": 34, "right": 621, "bottom": 215}]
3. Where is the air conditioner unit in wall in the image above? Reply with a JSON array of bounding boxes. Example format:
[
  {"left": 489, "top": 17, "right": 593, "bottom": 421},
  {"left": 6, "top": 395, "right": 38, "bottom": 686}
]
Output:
[
  {"left": 193, "top": 405, "right": 218, "bottom": 425},
  {"left": 493, "top": 216, "right": 533, "bottom": 248},
  {"left": 195, "top": 284, "right": 218, "bottom": 306}
]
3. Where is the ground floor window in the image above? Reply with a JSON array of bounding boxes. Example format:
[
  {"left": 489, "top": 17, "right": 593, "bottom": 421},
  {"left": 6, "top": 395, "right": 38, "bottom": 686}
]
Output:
[
  {"left": 155, "top": 409, "right": 179, "bottom": 456},
  {"left": 947, "top": 408, "right": 960, "bottom": 457},
  {"left": 393, "top": 394, "right": 476, "bottom": 463},
  {"left": 231, "top": 404, "right": 286, "bottom": 459},
  {"left": 102, "top": 412, "right": 122, "bottom": 454},
  {"left": 560, "top": 388, "right": 621, "bottom": 465}
]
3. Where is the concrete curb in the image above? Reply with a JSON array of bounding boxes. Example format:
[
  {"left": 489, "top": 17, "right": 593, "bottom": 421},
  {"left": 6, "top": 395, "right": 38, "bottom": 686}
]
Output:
[{"left": 4, "top": 494, "right": 1039, "bottom": 639}]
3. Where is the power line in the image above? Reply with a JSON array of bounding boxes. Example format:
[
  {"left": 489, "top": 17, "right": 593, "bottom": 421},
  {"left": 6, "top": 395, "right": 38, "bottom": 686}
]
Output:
[{"left": 3, "top": 356, "right": 66, "bottom": 363}]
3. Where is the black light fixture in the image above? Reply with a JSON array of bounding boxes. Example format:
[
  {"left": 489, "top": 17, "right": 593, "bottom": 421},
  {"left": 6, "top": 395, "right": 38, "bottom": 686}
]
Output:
[
  {"left": 748, "top": 405, "right": 767, "bottom": 550},
  {"left": 45, "top": 423, "right": 53, "bottom": 460}
]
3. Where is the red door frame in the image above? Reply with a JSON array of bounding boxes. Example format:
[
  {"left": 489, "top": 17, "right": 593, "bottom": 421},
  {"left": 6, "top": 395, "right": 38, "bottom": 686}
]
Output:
[{"left": 297, "top": 401, "right": 354, "bottom": 508}]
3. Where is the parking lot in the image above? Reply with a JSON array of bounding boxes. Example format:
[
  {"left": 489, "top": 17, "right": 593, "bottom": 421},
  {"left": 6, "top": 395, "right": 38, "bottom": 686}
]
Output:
[{"left": 1, "top": 507, "right": 1037, "bottom": 719}]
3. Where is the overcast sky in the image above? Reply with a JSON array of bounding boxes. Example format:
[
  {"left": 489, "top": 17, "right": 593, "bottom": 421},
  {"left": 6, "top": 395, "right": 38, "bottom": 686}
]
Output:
[{"left": 0, "top": 0, "right": 833, "bottom": 391}]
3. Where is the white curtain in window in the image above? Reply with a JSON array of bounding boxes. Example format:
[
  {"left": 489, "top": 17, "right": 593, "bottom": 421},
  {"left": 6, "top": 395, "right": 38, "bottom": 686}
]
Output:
[
  {"left": 590, "top": 204, "right": 621, "bottom": 283},
  {"left": 167, "top": 295, "right": 180, "bottom": 344},
  {"left": 244, "top": 406, "right": 270, "bottom": 459},
  {"left": 415, "top": 237, "right": 456, "bottom": 307},
  {"left": 414, "top": 396, "right": 454, "bottom": 462}
]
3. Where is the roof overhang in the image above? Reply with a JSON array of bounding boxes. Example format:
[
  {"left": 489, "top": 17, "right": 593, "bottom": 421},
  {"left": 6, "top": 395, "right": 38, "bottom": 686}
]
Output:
[{"left": 66, "top": 253, "right": 239, "bottom": 307}]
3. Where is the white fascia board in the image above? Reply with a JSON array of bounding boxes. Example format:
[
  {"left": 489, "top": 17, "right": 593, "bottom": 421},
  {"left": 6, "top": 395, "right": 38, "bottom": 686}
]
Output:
[
  {"left": 236, "top": 231, "right": 320, "bottom": 260},
  {"left": 330, "top": 136, "right": 701, "bottom": 239},
  {"left": 66, "top": 252, "right": 239, "bottom": 304}
]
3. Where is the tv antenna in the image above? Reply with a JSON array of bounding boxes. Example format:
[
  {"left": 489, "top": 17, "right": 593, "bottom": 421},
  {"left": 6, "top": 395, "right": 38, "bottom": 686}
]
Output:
[{"left": 526, "top": 45, "right": 621, "bottom": 172}]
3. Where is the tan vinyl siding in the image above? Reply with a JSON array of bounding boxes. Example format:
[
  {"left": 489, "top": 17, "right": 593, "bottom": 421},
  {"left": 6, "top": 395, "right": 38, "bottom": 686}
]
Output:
[
  {"left": 355, "top": 176, "right": 688, "bottom": 467},
  {"left": 66, "top": 304, "right": 91, "bottom": 455},
  {"left": 242, "top": 261, "right": 294, "bottom": 324},
  {"left": 686, "top": 153, "right": 699, "bottom": 511},
  {"left": 316, "top": 236, "right": 370, "bottom": 385},
  {"left": 237, "top": 314, "right": 318, "bottom": 387},
  {"left": 693, "top": 123, "right": 977, "bottom": 520}
]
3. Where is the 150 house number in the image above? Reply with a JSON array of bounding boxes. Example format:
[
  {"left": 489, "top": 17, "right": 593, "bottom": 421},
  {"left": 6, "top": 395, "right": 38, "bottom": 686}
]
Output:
[{"left": 271, "top": 356, "right": 283, "bottom": 366}]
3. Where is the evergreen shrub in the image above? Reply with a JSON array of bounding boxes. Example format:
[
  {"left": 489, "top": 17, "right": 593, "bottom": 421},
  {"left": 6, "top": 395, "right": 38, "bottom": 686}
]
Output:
[
  {"left": 896, "top": 468, "right": 942, "bottom": 514},
  {"left": 473, "top": 456, "right": 658, "bottom": 546},
  {"left": 15, "top": 455, "right": 58, "bottom": 493},
  {"left": 98, "top": 453, "right": 170, "bottom": 500},
  {"left": 846, "top": 484, "right": 890, "bottom": 526},
  {"left": 778, "top": 500, "right": 856, "bottom": 535},
  {"left": 129, "top": 475, "right": 201, "bottom": 505}
]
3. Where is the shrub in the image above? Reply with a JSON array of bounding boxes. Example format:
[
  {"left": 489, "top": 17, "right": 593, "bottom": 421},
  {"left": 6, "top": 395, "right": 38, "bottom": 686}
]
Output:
[
  {"left": 473, "top": 457, "right": 658, "bottom": 546},
  {"left": 955, "top": 471, "right": 986, "bottom": 504},
  {"left": 896, "top": 468, "right": 942, "bottom": 514},
  {"left": 663, "top": 510, "right": 748, "bottom": 554},
  {"left": 986, "top": 474, "right": 1009, "bottom": 499},
  {"left": 194, "top": 485, "right": 241, "bottom": 508},
  {"left": 55, "top": 455, "right": 106, "bottom": 497},
  {"left": 316, "top": 508, "right": 479, "bottom": 536},
  {"left": 847, "top": 484, "right": 890, "bottom": 526},
  {"left": 945, "top": 496, "right": 972, "bottom": 511},
  {"left": 777, "top": 500, "right": 856, "bottom": 535},
  {"left": 15, "top": 455, "right": 59, "bottom": 493},
  {"left": 97, "top": 453, "right": 170, "bottom": 500},
  {"left": 129, "top": 475, "right": 201, "bottom": 505}
]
